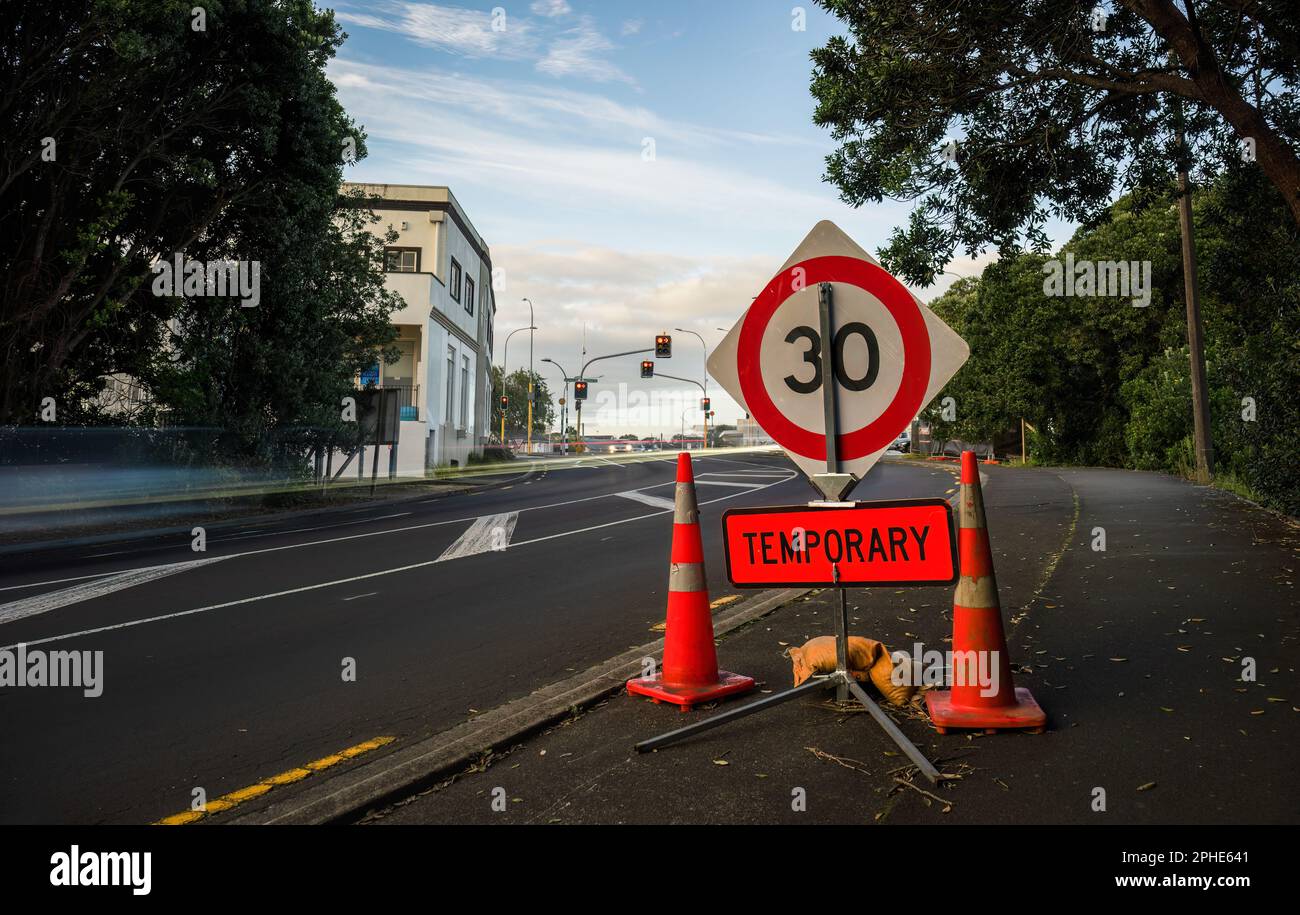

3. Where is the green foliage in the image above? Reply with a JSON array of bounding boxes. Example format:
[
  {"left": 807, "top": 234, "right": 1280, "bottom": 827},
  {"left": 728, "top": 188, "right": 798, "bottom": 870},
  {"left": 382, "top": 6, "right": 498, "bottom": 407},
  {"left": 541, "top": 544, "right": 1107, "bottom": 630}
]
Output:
[
  {"left": 811, "top": 0, "right": 1300, "bottom": 285},
  {"left": 927, "top": 167, "right": 1300, "bottom": 515},
  {"left": 490, "top": 366, "right": 554, "bottom": 441},
  {"left": 0, "top": 0, "right": 399, "bottom": 467}
]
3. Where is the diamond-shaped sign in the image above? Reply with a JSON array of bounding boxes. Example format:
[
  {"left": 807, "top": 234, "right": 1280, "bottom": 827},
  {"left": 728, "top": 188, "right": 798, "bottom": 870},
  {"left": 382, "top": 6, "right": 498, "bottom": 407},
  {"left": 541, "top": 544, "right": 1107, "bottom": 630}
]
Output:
[{"left": 708, "top": 220, "right": 969, "bottom": 494}]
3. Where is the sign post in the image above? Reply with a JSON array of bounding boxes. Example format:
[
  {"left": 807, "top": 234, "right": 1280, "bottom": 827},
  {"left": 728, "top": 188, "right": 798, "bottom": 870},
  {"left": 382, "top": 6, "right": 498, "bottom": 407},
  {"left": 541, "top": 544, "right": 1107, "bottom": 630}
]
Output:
[{"left": 635, "top": 221, "right": 970, "bottom": 783}]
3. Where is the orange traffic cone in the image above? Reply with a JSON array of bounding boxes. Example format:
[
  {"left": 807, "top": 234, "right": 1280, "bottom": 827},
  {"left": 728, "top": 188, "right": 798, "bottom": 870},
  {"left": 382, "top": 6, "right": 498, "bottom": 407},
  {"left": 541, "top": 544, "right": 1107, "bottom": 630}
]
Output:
[
  {"left": 626, "top": 452, "right": 755, "bottom": 711},
  {"left": 925, "top": 451, "right": 1045, "bottom": 733}
]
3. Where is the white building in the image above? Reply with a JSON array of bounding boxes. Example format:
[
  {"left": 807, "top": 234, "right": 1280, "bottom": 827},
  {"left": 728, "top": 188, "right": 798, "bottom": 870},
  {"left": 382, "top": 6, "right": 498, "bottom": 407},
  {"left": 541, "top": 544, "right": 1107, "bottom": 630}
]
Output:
[{"left": 341, "top": 183, "right": 496, "bottom": 472}]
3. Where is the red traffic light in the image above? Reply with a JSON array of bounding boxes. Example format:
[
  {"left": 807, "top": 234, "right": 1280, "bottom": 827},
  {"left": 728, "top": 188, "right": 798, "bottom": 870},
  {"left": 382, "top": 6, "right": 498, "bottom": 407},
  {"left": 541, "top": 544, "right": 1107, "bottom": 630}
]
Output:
[
  {"left": 574, "top": 380, "right": 588, "bottom": 400},
  {"left": 640, "top": 360, "right": 654, "bottom": 378},
  {"left": 655, "top": 334, "right": 672, "bottom": 358}
]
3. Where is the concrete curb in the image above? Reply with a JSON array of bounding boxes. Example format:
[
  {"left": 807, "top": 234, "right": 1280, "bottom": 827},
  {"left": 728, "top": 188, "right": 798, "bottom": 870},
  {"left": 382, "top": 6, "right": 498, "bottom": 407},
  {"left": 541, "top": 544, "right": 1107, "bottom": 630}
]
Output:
[{"left": 224, "top": 586, "right": 810, "bottom": 825}]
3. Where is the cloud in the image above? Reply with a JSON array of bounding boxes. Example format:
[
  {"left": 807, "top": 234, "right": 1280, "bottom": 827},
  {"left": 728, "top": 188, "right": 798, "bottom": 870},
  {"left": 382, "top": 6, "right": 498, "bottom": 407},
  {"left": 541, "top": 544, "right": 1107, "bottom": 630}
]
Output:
[
  {"left": 489, "top": 243, "right": 771, "bottom": 432},
  {"left": 621, "top": 19, "right": 643, "bottom": 36},
  {"left": 536, "top": 17, "right": 634, "bottom": 85},
  {"left": 530, "top": 0, "right": 571, "bottom": 16},
  {"left": 335, "top": 2, "right": 533, "bottom": 58}
]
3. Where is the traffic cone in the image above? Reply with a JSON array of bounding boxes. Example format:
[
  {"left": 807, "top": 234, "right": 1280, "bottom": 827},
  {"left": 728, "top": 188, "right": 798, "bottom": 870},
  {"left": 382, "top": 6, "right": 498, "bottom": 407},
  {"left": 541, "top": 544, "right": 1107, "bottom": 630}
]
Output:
[
  {"left": 626, "top": 452, "right": 756, "bottom": 711},
  {"left": 925, "top": 450, "right": 1045, "bottom": 733}
]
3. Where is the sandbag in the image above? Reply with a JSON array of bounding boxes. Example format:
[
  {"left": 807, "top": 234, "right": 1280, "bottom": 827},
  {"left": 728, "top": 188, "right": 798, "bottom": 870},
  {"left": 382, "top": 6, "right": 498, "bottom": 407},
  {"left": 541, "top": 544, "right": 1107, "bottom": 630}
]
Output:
[{"left": 788, "top": 635, "right": 916, "bottom": 706}]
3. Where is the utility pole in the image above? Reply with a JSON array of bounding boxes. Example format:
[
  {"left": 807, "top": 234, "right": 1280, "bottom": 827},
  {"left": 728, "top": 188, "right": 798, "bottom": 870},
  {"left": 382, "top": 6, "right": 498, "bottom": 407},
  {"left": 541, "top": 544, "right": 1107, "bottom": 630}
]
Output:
[
  {"left": 1180, "top": 140, "right": 1206, "bottom": 483},
  {"left": 1176, "top": 138, "right": 1214, "bottom": 482},
  {"left": 1166, "top": 41, "right": 1213, "bottom": 484}
]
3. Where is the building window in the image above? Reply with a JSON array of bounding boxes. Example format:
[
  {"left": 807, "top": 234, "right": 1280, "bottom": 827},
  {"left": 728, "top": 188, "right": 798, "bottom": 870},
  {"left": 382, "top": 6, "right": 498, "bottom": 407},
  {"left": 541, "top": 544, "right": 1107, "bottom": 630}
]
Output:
[
  {"left": 384, "top": 247, "right": 420, "bottom": 272},
  {"left": 460, "top": 356, "right": 469, "bottom": 428},
  {"left": 449, "top": 257, "right": 462, "bottom": 302},
  {"left": 445, "top": 346, "right": 455, "bottom": 424},
  {"left": 464, "top": 276, "right": 475, "bottom": 316}
]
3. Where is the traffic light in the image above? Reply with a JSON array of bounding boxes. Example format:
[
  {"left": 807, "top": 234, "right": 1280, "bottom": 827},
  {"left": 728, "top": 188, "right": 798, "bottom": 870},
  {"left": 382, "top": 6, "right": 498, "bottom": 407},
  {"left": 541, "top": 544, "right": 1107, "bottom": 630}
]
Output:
[
  {"left": 574, "top": 380, "right": 588, "bottom": 401},
  {"left": 640, "top": 360, "right": 654, "bottom": 379},
  {"left": 701, "top": 397, "right": 710, "bottom": 411},
  {"left": 499, "top": 395, "right": 508, "bottom": 408},
  {"left": 655, "top": 334, "right": 671, "bottom": 358}
]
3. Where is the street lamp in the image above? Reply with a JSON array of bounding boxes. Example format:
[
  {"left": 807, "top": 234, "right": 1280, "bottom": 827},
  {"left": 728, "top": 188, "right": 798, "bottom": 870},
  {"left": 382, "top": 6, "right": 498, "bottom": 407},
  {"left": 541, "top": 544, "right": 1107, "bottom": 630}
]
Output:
[
  {"left": 522, "top": 298, "right": 536, "bottom": 456},
  {"left": 501, "top": 324, "right": 535, "bottom": 446},
  {"left": 540, "top": 357, "right": 571, "bottom": 455},
  {"left": 674, "top": 327, "right": 709, "bottom": 449}
]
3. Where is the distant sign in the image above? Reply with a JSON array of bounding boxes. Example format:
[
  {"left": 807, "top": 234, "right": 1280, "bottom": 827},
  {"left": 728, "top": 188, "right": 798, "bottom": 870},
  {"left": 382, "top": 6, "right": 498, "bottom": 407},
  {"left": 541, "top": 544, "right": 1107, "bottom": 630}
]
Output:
[
  {"left": 722, "top": 499, "right": 957, "bottom": 588},
  {"left": 360, "top": 364, "right": 380, "bottom": 387}
]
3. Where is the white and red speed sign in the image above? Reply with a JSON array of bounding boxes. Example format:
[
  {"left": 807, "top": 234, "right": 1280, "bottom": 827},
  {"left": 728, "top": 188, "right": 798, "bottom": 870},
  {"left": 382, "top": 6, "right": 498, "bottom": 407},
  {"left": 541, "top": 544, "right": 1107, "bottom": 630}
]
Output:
[{"left": 708, "top": 220, "right": 969, "bottom": 483}]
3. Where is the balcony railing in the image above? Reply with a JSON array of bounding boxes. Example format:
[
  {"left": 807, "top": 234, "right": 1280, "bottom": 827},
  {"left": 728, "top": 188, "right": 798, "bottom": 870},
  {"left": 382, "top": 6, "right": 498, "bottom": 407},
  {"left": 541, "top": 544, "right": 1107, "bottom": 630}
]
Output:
[{"left": 369, "top": 383, "right": 420, "bottom": 420}]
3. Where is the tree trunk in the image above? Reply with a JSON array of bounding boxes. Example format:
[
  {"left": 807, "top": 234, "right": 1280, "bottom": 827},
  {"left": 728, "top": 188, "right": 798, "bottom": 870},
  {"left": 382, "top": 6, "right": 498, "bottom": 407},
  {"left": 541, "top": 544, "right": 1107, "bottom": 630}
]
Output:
[{"left": 1128, "top": 0, "right": 1300, "bottom": 226}]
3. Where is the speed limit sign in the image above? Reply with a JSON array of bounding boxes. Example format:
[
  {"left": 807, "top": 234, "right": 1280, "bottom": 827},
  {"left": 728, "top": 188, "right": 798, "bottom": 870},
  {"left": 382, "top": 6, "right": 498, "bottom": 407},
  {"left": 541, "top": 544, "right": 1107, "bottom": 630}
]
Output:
[{"left": 707, "top": 220, "right": 969, "bottom": 489}]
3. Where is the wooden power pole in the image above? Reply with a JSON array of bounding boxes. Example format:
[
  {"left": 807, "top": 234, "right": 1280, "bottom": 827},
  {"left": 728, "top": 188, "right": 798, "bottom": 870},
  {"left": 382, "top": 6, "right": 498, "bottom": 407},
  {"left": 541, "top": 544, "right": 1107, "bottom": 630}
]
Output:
[{"left": 1176, "top": 130, "right": 1214, "bottom": 484}]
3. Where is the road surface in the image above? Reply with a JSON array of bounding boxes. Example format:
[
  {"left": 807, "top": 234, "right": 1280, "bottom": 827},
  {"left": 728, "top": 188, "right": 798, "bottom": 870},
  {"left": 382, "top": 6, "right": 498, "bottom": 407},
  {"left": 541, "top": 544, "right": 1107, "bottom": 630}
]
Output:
[{"left": 0, "top": 451, "right": 958, "bottom": 823}]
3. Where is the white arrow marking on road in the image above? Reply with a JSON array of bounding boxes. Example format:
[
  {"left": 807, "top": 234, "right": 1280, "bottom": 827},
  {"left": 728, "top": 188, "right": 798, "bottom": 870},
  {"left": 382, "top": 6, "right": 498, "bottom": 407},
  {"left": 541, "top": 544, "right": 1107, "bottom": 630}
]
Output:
[
  {"left": 3, "top": 472, "right": 800, "bottom": 650},
  {"left": 615, "top": 490, "right": 677, "bottom": 510},
  {"left": 0, "top": 557, "right": 229, "bottom": 626},
  {"left": 436, "top": 512, "right": 519, "bottom": 561}
]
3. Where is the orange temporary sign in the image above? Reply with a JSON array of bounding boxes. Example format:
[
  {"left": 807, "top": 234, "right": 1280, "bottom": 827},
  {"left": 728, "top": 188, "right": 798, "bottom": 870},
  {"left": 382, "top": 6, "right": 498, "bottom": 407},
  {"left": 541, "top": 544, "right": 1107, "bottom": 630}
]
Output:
[{"left": 721, "top": 499, "right": 957, "bottom": 588}]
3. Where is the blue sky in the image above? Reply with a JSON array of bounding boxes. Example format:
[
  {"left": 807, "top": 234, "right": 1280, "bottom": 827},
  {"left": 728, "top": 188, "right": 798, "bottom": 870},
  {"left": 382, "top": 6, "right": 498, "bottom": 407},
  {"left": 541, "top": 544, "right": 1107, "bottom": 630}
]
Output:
[{"left": 327, "top": 0, "right": 1064, "bottom": 432}]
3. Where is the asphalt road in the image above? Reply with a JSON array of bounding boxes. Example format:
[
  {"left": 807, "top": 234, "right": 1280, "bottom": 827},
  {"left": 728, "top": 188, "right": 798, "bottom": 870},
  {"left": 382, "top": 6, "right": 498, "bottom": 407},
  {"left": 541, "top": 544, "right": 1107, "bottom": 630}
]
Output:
[
  {"left": 0, "top": 450, "right": 960, "bottom": 823},
  {"left": 370, "top": 464, "right": 1300, "bottom": 826}
]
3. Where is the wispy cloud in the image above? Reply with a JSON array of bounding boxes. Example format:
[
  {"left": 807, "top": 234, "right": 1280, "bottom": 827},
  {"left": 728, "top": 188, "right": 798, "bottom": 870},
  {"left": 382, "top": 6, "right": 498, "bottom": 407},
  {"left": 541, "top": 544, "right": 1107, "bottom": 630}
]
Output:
[
  {"left": 537, "top": 17, "right": 634, "bottom": 85},
  {"left": 530, "top": 0, "right": 572, "bottom": 17},
  {"left": 337, "top": 1, "right": 633, "bottom": 86},
  {"left": 621, "top": 19, "right": 643, "bottom": 37},
  {"left": 335, "top": 2, "right": 535, "bottom": 58}
]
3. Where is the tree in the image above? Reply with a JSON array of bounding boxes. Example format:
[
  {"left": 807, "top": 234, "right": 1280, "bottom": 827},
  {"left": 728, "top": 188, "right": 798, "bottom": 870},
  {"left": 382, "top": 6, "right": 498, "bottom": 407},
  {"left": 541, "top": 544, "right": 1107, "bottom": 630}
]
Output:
[
  {"left": 925, "top": 166, "right": 1300, "bottom": 513},
  {"left": 0, "top": 0, "right": 399, "bottom": 451},
  {"left": 811, "top": 0, "right": 1300, "bottom": 285},
  {"left": 490, "top": 367, "right": 554, "bottom": 441}
]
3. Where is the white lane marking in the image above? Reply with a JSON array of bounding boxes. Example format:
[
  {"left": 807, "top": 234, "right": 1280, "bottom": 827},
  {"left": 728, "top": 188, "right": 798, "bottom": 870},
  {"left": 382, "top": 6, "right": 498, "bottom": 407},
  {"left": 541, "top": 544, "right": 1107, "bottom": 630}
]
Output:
[
  {"left": 698, "top": 471, "right": 789, "bottom": 478},
  {"left": 0, "top": 557, "right": 228, "bottom": 626},
  {"left": 342, "top": 591, "right": 379, "bottom": 601},
  {"left": 217, "top": 512, "right": 410, "bottom": 542},
  {"left": 693, "top": 480, "right": 763, "bottom": 489},
  {"left": 437, "top": 512, "right": 518, "bottom": 561},
  {"left": 8, "top": 471, "right": 800, "bottom": 649},
  {"left": 1, "top": 463, "right": 764, "bottom": 596},
  {"left": 615, "top": 490, "right": 677, "bottom": 511},
  {"left": 0, "top": 572, "right": 118, "bottom": 594}
]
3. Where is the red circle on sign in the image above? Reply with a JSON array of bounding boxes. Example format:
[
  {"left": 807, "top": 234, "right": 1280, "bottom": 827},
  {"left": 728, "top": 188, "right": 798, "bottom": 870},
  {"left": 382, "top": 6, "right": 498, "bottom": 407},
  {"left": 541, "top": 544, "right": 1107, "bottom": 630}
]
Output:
[{"left": 738, "top": 255, "right": 931, "bottom": 461}]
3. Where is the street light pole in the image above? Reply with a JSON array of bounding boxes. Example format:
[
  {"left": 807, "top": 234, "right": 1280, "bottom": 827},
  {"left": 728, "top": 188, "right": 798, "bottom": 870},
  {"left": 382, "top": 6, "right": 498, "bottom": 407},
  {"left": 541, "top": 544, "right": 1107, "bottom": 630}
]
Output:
[
  {"left": 675, "top": 328, "right": 709, "bottom": 449},
  {"left": 541, "top": 357, "right": 571, "bottom": 455},
  {"left": 500, "top": 324, "right": 535, "bottom": 448},
  {"left": 522, "top": 298, "right": 536, "bottom": 457}
]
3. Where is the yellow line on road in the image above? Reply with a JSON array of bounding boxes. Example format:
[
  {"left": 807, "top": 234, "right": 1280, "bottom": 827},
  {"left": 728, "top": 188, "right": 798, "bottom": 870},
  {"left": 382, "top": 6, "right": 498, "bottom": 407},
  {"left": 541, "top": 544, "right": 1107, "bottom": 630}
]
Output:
[{"left": 153, "top": 736, "right": 395, "bottom": 825}]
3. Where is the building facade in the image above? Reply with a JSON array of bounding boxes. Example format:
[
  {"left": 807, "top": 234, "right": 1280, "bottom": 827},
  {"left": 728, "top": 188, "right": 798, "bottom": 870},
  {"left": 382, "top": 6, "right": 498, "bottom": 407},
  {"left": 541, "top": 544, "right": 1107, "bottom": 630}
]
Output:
[{"left": 342, "top": 183, "right": 496, "bottom": 472}]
